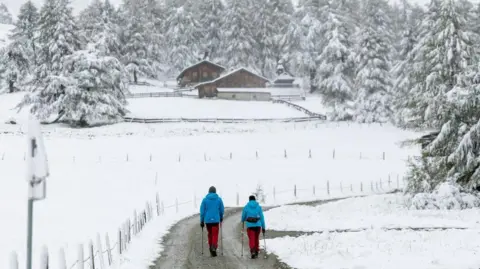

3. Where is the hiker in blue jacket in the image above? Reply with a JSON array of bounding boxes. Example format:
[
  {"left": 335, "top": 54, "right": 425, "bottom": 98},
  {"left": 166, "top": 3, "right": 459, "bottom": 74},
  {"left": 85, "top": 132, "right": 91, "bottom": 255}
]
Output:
[
  {"left": 241, "top": 195, "right": 266, "bottom": 259},
  {"left": 200, "top": 186, "right": 225, "bottom": 257}
]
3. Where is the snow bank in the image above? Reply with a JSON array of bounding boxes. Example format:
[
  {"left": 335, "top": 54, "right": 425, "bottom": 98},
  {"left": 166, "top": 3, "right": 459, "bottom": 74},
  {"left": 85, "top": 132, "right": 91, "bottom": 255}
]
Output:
[
  {"left": 264, "top": 193, "right": 480, "bottom": 231},
  {"left": 409, "top": 182, "right": 480, "bottom": 210},
  {"left": 126, "top": 97, "right": 307, "bottom": 119},
  {"left": 267, "top": 229, "right": 480, "bottom": 269}
]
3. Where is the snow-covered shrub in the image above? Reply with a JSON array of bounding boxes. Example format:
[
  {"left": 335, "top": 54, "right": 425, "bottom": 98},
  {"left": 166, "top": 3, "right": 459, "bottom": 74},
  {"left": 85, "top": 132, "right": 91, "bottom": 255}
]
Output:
[{"left": 409, "top": 181, "right": 480, "bottom": 210}]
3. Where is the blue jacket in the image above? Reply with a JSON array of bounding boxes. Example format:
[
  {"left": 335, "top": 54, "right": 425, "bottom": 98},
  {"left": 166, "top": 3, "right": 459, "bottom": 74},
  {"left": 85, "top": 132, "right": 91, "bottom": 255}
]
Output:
[
  {"left": 200, "top": 193, "right": 224, "bottom": 224},
  {"left": 241, "top": 200, "right": 265, "bottom": 230}
]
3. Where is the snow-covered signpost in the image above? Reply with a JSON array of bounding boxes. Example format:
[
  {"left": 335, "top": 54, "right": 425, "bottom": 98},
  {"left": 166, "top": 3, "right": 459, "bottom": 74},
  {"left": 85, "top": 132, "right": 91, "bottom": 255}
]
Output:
[{"left": 26, "top": 115, "right": 49, "bottom": 269}]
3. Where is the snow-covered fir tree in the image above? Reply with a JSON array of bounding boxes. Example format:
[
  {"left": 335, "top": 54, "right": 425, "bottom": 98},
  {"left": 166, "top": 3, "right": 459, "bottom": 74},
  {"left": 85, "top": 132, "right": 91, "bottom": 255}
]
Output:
[
  {"left": 22, "top": 49, "right": 129, "bottom": 127},
  {"left": 2, "top": 44, "right": 30, "bottom": 93},
  {"left": 316, "top": 4, "right": 355, "bottom": 120},
  {"left": 0, "top": 3, "right": 13, "bottom": 24},
  {"left": 353, "top": 0, "right": 393, "bottom": 123},
  {"left": 78, "top": 0, "right": 104, "bottom": 43},
  {"left": 192, "top": 0, "right": 224, "bottom": 63},
  {"left": 162, "top": 2, "right": 202, "bottom": 74},
  {"left": 118, "top": 0, "right": 161, "bottom": 82},
  {"left": 35, "top": 0, "right": 82, "bottom": 80},
  {"left": 8, "top": 0, "right": 39, "bottom": 82},
  {"left": 399, "top": 0, "right": 476, "bottom": 129},
  {"left": 219, "top": 0, "right": 259, "bottom": 72}
]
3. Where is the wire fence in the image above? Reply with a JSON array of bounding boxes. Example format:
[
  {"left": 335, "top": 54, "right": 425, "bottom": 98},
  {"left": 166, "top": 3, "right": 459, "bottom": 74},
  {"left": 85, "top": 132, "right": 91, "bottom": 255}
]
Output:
[
  {"left": 8, "top": 176, "right": 404, "bottom": 269},
  {"left": 0, "top": 148, "right": 414, "bottom": 163}
]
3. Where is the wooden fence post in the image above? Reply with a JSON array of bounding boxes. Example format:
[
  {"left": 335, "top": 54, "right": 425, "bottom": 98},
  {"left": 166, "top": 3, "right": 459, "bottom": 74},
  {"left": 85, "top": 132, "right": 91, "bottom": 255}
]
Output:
[
  {"left": 204, "top": 153, "right": 207, "bottom": 162},
  {"left": 388, "top": 175, "right": 391, "bottom": 188},
  {"left": 89, "top": 240, "right": 95, "bottom": 269},
  {"left": 156, "top": 193, "right": 161, "bottom": 216},
  {"left": 359, "top": 152, "right": 362, "bottom": 159},
  {"left": 133, "top": 210, "right": 138, "bottom": 235},
  {"left": 284, "top": 149, "right": 287, "bottom": 159},
  {"left": 96, "top": 234, "right": 105, "bottom": 269},
  {"left": 40, "top": 246, "right": 49, "bottom": 269},
  {"left": 313, "top": 185, "right": 316, "bottom": 196},
  {"left": 327, "top": 181, "right": 330, "bottom": 195},
  {"left": 383, "top": 152, "right": 386, "bottom": 160},
  {"left": 350, "top": 184, "right": 353, "bottom": 192},
  {"left": 118, "top": 229, "right": 122, "bottom": 255},
  {"left": 178, "top": 154, "right": 181, "bottom": 162},
  {"left": 332, "top": 149, "right": 336, "bottom": 159},
  {"left": 230, "top": 152, "right": 233, "bottom": 160},
  {"left": 176, "top": 198, "right": 179, "bottom": 213},
  {"left": 340, "top": 182, "right": 343, "bottom": 193},
  {"left": 236, "top": 192, "right": 239, "bottom": 206},
  {"left": 256, "top": 151, "right": 259, "bottom": 159},
  {"left": 360, "top": 182, "right": 363, "bottom": 192},
  {"left": 309, "top": 149, "right": 312, "bottom": 159},
  {"left": 294, "top": 184, "right": 297, "bottom": 198},
  {"left": 371, "top": 181, "right": 374, "bottom": 191},
  {"left": 150, "top": 153, "right": 152, "bottom": 162},
  {"left": 59, "top": 248, "right": 67, "bottom": 269},
  {"left": 126, "top": 153, "right": 129, "bottom": 162},
  {"left": 105, "top": 234, "right": 112, "bottom": 266},
  {"left": 9, "top": 251, "right": 18, "bottom": 269}
]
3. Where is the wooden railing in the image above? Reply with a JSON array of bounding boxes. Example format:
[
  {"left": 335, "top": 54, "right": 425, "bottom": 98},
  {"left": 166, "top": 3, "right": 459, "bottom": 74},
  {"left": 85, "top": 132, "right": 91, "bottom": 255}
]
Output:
[
  {"left": 272, "top": 99, "right": 326, "bottom": 119},
  {"left": 122, "top": 116, "right": 325, "bottom": 124}
]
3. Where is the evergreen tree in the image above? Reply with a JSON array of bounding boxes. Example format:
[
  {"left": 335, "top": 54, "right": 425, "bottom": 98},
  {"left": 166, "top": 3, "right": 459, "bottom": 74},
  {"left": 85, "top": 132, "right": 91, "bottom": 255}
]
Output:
[
  {"left": 9, "top": 0, "right": 39, "bottom": 74},
  {"left": 118, "top": 0, "right": 161, "bottom": 82},
  {"left": 219, "top": 0, "right": 259, "bottom": 72},
  {"left": 36, "top": 0, "right": 82, "bottom": 79},
  {"left": 163, "top": 2, "right": 201, "bottom": 74},
  {"left": 0, "top": 3, "right": 13, "bottom": 24},
  {"left": 192, "top": 0, "right": 224, "bottom": 62},
  {"left": 78, "top": 0, "right": 104, "bottom": 42},
  {"left": 22, "top": 49, "right": 129, "bottom": 127},
  {"left": 353, "top": 0, "right": 393, "bottom": 123},
  {"left": 3, "top": 44, "right": 30, "bottom": 93},
  {"left": 316, "top": 5, "right": 355, "bottom": 120},
  {"left": 400, "top": 0, "right": 476, "bottom": 129}
]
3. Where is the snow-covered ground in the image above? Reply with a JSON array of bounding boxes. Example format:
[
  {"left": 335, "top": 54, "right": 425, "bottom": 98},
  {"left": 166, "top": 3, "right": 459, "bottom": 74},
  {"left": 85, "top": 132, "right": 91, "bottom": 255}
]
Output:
[
  {"left": 0, "top": 90, "right": 423, "bottom": 269},
  {"left": 265, "top": 193, "right": 480, "bottom": 231},
  {"left": 267, "top": 229, "right": 480, "bottom": 269},
  {"left": 265, "top": 193, "right": 480, "bottom": 269},
  {"left": 126, "top": 97, "right": 308, "bottom": 119}
]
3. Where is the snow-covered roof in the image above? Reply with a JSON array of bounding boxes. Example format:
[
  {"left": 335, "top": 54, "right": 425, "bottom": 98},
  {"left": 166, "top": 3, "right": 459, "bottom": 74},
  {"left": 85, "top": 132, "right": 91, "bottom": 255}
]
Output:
[
  {"left": 194, "top": 67, "right": 270, "bottom": 88},
  {"left": 275, "top": 72, "right": 295, "bottom": 81},
  {"left": 176, "top": 60, "right": 226, "bottom": 80}
]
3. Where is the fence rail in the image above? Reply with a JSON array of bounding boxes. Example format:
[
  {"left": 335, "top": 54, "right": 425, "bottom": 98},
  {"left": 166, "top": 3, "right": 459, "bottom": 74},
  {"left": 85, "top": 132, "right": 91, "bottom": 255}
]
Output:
[
  {"left": 272, "top": 99, "right": 326, "bottom": 119},
  {"left": 126, "top": 91, "right": 183, "bottom": 98},
  {"left": 122, "top": 116, "right": 325, "bottom": 124},
  {"left": 8, "top": 176, "right": 404, "bottom": 269}
]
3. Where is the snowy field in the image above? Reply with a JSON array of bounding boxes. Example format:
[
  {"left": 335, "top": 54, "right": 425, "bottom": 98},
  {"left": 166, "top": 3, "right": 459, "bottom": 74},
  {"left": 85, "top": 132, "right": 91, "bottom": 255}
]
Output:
[
  {"left": 0, "top": 90, "right": 423, "bottom": 269},
  {"left": 267, "top": 230, "right": 480, "bottom": 269},
  {"left": 126, "top": 97, "right": 308, "bottom": 119},
  {"left": 265, "top": 194, "right": 480, "bottom": 269},
  {"left": 265, "top": 193, "right": 480, "bottom": 231}
]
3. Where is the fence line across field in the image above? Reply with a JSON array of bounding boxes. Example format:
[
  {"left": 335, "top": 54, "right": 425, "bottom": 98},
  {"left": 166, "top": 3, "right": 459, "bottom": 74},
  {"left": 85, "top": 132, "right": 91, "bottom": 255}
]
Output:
[
  {"left": 0, "top": 149, "right": 413, "bottom": 163},
  {"left": 8, "top": 176, "right": 405, "bottom": 269}
]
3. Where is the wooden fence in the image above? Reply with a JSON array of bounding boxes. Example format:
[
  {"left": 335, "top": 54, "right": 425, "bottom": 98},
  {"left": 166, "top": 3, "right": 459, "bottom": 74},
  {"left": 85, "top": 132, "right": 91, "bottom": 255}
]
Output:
[
  {"left": 8, "top": 177, "right": 403, "bottom": 269},
  {"left": 122, "top": 116, "right": 325, "bottom": 124},
  {"left": 126, "top": 92, "right": 183, "bottom": 98},
  {"left": 272, "top": 99, "right": 326, "bottom": 119}
]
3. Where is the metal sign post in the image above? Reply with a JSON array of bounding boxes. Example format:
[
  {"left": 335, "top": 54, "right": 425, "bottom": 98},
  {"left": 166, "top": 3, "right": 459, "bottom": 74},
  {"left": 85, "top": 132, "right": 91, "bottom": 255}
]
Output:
[{"left": 26, "top": 116, "right": 49, "bottom": 269}]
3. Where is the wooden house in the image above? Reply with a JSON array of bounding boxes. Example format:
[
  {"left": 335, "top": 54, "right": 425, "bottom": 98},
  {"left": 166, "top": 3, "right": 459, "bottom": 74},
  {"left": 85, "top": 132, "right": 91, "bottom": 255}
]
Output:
[
  {"left": 272, "top": 72, "right": 296, "bottom": 87},
  {"left": 177, "top": 60, "right": 226, "bottom": 87},
  {"left": 194, "top": 68, "right": 270, "bottom": 98}
]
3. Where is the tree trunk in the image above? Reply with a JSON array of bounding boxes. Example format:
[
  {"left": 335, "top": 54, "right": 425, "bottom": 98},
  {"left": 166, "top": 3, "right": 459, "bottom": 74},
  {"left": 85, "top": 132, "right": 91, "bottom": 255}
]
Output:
[
  {"left": 8, "top": 80, "right": 14, "bottom": 93},
  {"left": 133, "top": 70, "right": 138, "bottom": 84}
]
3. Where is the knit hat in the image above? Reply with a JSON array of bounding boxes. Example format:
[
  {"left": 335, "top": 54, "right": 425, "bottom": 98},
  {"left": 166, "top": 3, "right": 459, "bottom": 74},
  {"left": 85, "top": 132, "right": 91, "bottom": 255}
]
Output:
[
  {"left": 209, "top": 186, "right": 216, "bottom": 193},
  {"left": 249, "top": 195, "right": 256, "bottom": 201}
]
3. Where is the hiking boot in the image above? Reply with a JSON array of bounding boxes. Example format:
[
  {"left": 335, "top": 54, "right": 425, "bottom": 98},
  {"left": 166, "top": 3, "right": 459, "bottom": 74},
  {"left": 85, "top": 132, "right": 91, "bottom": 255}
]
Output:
[{"left": 251, "top": 250, "right": 256, "bottom": 259}]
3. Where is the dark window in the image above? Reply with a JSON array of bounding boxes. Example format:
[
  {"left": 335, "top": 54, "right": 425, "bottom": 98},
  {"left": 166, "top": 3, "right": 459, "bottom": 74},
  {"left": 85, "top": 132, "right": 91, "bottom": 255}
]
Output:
[{"left": 232, "top": 94, "right": 236, "bottom": 99}]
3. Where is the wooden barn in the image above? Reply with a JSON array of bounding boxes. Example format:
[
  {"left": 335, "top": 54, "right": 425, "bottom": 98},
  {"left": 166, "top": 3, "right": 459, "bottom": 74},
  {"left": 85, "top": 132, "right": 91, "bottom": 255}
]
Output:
[
  {"left": 194, "top": 68, "right": 270, "bottom": 98},
  {"left": 177, "top": 60, "right": 226, "bottom": 87}
]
